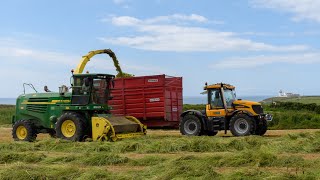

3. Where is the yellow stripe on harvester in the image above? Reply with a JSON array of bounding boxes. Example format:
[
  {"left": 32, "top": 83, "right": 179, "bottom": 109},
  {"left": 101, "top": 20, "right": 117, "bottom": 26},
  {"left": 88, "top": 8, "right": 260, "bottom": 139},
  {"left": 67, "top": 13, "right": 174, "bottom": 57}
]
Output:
[{"left": 21, "top": 100, "right": 71, "bottom": 105}]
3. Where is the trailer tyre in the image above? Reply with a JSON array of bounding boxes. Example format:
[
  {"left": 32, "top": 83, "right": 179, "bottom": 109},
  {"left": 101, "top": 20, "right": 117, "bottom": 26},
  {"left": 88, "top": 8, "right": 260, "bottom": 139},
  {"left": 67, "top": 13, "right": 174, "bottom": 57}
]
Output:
[
  {"left": 180, "top": 114, "right": 202, "bottom": 136},
  {"left": 229, "top": 114, "right": 254, "bottom": 136},
  {"left": 12, "top": 120, "right": 37, "bottom": 142},
  {"left": 255, "top": 119, "right": 268, "bottom": 136},
  {"left": 56, "top": 112, "right": 86, "bottom": 141}
]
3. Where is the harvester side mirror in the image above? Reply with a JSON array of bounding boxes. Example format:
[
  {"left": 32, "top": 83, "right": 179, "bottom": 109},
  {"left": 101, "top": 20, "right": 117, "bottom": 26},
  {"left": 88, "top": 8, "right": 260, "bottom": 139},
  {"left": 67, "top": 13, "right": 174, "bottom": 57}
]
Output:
[{"left": 112, "top": 80, "right": 115, "bottom": 88}]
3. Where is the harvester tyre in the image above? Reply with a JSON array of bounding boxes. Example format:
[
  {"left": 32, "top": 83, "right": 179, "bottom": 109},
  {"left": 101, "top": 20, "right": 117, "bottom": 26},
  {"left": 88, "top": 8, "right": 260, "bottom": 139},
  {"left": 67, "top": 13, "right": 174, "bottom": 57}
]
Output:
[
  {"left": 180, "top": 114, "right": 202, "bottom": 136},
  {"left": 229, "top": 114, "right": 254, "bottom": 136},
  {"left": 255, "top": 119, "right": 268, "bottom": 136},
  {"left": 56, "top": 112, "right": 86, "bottom": 141},
  {"left": 12, "top": 120, "right": 37, "bottom": 142}
]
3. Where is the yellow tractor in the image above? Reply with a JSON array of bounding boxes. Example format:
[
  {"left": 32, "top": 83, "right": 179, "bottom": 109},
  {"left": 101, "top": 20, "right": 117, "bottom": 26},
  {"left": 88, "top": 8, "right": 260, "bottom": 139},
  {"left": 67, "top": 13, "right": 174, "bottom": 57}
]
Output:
[{"left": 180, "top": 83, "right": 272, "bottom": 136}]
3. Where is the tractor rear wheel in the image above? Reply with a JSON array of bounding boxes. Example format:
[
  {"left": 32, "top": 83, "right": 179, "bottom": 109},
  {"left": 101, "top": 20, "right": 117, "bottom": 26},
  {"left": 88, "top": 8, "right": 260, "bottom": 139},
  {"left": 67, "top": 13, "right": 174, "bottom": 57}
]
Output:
[
  {"left": 12, "top": 120, "right": 37, "bottom": 142},
  {"left": 229, "top": 114, "right": 254, "bottom": 136},
  {"left": 180, "top": 114, "right": 202, "bottom": 136},
  {"left": 56, "top": 112, "right": 86, "bottom": 141},
  {"left": 255, "top": 119, "right": 268, "bottom": 136}
]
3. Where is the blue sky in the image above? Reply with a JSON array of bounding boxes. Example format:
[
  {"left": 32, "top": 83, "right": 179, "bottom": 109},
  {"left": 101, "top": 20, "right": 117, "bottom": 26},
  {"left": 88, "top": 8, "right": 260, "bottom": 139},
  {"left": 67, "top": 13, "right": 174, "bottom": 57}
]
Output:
[{"left": 1, "top": 0, "right": 320, "bottom": 98}]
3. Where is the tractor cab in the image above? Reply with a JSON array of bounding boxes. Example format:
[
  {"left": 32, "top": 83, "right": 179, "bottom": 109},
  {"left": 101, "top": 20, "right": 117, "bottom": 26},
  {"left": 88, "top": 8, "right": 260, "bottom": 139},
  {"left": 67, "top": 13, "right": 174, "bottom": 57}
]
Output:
[
  {"left": 206, "top": 83, "right": 236, "bottom": 111},
  {"left": 70, "top": 74, "right": 115, "bottom": 105}
]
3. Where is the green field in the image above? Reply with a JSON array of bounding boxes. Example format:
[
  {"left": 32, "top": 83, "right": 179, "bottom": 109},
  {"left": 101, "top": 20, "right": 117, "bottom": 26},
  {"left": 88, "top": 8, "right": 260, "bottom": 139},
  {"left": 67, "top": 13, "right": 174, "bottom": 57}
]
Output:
[
  {"left": 262, "top": 96, "right": 320, "bottom": 105},
  {"left": 1, "top": 128, "right": 320, "bottom": 179},
  {"left": 2, "top": 104, "right": 320, "bottom": 179}
]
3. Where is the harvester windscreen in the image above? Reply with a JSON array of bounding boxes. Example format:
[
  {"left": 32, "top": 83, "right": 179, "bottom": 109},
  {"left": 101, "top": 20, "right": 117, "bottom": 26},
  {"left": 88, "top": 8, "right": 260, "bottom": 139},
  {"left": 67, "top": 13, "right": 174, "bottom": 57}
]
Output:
[{"left": 71, "top": 77, "right": 112, "bottom": 105}]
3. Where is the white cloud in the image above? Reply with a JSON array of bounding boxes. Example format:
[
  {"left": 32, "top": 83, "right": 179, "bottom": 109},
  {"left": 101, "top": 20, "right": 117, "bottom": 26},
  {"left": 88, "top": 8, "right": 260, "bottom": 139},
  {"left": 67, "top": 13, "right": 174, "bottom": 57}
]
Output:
[
  {"left": 213, "top": 53, "right": 320, "bottom": 69},
  {"left": 251, "top": 0, "right": 320, "bottom": 23},
  {"left": 100, "top": 14, "right": 308, "bottom": 52}
]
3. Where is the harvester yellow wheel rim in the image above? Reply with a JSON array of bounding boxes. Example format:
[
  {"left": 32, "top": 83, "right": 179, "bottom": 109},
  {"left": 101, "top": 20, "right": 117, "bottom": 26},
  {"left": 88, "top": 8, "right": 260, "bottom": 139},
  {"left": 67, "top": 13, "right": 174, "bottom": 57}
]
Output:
[
  {"left": 16, "top": 126, "right": 27, "bottom": 140},
  {"left": 61, "top": 120, "right": 76, "bottom": 138}
]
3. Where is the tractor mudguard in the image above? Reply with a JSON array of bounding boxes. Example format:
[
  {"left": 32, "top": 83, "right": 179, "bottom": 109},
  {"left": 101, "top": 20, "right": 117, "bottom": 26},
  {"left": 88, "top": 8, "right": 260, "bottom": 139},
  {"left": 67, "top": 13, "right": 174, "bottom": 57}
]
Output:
[
  {"left": 180, "top": 110, "right": 209, "bottom": 130},
  {"left": 230, "top": 110, "right": 253, "bottom": 117}
]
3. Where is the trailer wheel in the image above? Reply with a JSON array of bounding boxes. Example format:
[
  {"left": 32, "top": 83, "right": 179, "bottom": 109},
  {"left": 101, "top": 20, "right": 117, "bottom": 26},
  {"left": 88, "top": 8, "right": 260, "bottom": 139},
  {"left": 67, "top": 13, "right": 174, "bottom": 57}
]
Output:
[
  {"left": 56, "top": 112, "right": 86, "bottom": 141},
  {"left": 12, "top": 120, "right": 37, "bottom": 142},
  {"left": 255, "top": 119, "right": 268, "bottom": 136},
  {"left": 229, "top": 114, "right": 254, "bottom": 136},
  {"left": 180, "top": 114, "right": 202, "bottom": 136}
]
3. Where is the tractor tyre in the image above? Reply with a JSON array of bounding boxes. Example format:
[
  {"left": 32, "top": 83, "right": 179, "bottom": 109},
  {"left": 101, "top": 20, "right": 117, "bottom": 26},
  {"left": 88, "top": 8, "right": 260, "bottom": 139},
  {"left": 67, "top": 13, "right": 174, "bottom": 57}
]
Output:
[
  {"left": 12, "top": 120, "right": 37, "bottom": 142},
  {"left": 56, "top": 112, "right": 86, "bottom": 141},
  {"left": 180, "top": 114, "right": 202, "bottom": 136},
  {"left": 255, "top": 119, "right": 268, "bottom": 136},
  {"left": 229, "top": 114, "right": 254, "bottom": 136}
]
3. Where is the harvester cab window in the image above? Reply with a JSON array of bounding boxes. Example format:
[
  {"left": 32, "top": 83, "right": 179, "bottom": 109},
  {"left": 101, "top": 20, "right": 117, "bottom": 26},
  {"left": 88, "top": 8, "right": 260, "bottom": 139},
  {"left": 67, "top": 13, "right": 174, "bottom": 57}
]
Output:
[
  {"left": 210, "top": 89, "right": 223, "bottom": 108},
  {"left": 92, "top": 79, "right": 109, "bottom": 104},
  {"left": 71, "top": 77, "right": 92, "bottom": 105}
]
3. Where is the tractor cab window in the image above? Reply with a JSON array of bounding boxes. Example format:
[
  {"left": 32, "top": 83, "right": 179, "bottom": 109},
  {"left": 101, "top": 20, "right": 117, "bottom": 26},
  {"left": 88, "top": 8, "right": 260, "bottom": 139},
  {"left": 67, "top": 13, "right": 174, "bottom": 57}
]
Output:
[
  {"left": 224, "top": 89, "right": 236, "bottom": 107},
  {"left": 209, "top": 89, "right": 223, "bottom": 108}
]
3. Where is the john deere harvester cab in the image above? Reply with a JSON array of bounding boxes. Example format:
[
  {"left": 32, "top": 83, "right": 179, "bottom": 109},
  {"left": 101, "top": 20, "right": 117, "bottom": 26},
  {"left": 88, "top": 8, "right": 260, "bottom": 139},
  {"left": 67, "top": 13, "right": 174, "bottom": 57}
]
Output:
[
  {"left": 180, "top": 83, "right": 272, "bottom": 136},
  {"left": 12, "top": 49, "right": 146, "bottom": 142}
]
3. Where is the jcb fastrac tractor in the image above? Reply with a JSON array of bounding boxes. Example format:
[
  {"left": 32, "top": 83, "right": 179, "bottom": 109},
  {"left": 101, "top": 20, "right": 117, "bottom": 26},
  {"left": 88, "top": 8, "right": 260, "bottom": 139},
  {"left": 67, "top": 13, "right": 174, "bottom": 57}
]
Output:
[
  {"left": 12, "top": 49, "right": 146, "bottom": 142},
  {"left": 180, "top": 83, "right": 272, "bottom": 136}
]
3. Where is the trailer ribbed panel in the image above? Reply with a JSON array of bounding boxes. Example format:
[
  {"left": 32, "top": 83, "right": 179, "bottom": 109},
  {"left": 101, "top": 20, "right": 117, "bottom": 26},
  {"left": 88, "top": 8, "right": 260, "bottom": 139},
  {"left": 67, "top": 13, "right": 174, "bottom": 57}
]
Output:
[{"left": 109, "top": 74, "right": 182, "bottom": 128}]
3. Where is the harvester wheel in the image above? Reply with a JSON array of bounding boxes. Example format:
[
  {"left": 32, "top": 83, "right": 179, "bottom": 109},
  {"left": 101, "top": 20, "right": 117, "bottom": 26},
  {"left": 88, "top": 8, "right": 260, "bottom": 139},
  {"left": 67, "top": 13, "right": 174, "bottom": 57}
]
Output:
[
  {"left": 56, "top": 112, "right": 86, "bottom": 141},
  {"left": 229, "top": 114, "right": 254, "bottom": 136},
  {"left": 12, "top": 120, "right": 37, "bottom": 142},
  {"left": 255, "top": 119, "right": 268, "bottom": 136},
  {"left": 180, "top": 114, "right": 202, "bottom": 136},
  {"left": 48, "top": 129, "right": 57, "bottom": 138}
]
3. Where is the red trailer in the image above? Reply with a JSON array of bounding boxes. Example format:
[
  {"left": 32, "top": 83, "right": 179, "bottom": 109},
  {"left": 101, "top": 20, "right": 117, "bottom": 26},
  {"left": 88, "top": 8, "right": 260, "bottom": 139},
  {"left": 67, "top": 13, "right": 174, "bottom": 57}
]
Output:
[{"left": 109, "top": 74, "right": 183, "bottom": 128}]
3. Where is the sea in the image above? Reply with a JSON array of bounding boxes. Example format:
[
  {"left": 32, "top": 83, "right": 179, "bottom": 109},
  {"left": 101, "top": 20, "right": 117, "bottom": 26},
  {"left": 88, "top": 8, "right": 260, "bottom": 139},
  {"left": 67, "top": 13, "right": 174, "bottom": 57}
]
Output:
[{"left": 0, "top": 96, "right": 271, "bottom": 105}]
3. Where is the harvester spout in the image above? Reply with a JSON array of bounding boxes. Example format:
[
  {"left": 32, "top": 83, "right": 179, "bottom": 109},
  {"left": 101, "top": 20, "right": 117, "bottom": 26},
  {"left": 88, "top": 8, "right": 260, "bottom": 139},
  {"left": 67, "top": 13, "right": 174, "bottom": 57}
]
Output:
[{"left": 74, "top": 49, "right": 123, "bottom": 77}]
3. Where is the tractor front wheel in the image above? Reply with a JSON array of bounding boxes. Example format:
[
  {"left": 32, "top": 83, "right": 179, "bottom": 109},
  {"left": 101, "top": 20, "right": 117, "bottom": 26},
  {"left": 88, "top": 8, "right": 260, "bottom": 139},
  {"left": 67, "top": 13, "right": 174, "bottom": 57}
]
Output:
[
  {"left": 12, "top": 120, "right": 37, "bottom": 142},
  {"left": 229, "top": 114, "right": 254, "bottom": 136},
  {"left": 255, "top": 119, "right": 268, "bottom": 136},
  {"left": 56, "top": 112, "right": 86, "bottom": 141},
  {"left": 180, "top": 114, "right": 202, "bottom": 136}
]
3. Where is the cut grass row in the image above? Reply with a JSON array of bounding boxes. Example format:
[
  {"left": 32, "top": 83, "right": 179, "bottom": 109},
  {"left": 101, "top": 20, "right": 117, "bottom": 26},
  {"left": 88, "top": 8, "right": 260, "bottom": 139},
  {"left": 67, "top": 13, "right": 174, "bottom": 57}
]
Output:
[{"left": 1, "top": 132, "right": 320, "bottom": 179}]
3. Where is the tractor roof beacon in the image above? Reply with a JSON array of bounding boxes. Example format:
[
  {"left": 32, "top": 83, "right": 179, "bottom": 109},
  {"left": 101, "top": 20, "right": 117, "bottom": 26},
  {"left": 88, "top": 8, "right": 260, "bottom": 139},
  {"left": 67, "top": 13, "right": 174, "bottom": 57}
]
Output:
[
  {"left": 12, "top": 49, "right": 146, "bottom": 142},
  {"left": 180, "top": 83, "right": 273, "bottom": 137}
]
